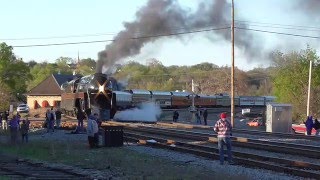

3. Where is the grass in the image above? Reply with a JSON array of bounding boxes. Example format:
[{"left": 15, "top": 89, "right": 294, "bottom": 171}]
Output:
[{"left": 0, "top": 134, "right": 245, "bottom": 180}]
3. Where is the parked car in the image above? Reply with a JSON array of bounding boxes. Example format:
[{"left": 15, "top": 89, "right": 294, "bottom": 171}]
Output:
[
  {"left": 17, "top": 104, "right": 29, "bottom": 113},
  {"left": 247, "top": 118, "right": 263, "bottom": 127},
  {"left": 292, "top": 124, "right": 317, "bottom": 135}
]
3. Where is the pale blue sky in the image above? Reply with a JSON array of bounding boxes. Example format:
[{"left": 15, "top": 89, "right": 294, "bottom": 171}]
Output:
[{"left": 1, "top": 0, "right": 319, "bottom": 70}]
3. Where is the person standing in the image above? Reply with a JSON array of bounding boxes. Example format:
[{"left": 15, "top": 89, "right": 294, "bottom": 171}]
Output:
[
  {"left": 77, "top": 109, "right": 85, "bottom": 132},
  {"left": 55, "top": 108, "right": 62, "bottom": 129},
  {"left": 46, "top": 109, "right": 54, "bottom": 133},
  {"left": 314, "top": 118, "right": 320, "bottom": 136},
  {"left": 20, "top": 119, "right": 30, "bottom": 143},
  {"left": 2, "top": 111, "right": 8, "bottom": 130},
  {"left": 85, "top": 109, "right": 99, "bottom": 148},
  {"left": 203, "top": 109, "right": 208, "bottom": 126},
  {"left": 196, "top": 110, "right": 201, "bottom": 124},
  {"left": 214, "top": 113, "right": 233, "bottom": 165},
  {"left": 93, "top": 113, "right": 101, "bottom": 147},
  {"left": 9, "top": 115, "right": 19, "bottom": 144},
  {"left": 304, "top": 116, "right": 313, "bottom": 136},
  {"left": 173, "top": 111, "right": 179, "bottom": 122}
]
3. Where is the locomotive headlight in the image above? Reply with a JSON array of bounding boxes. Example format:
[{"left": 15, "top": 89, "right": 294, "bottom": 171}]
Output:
[
  {"left": 94, "top": 81, "right": 109, "bottom": 99},
  {"left": 98, "top": 84, "right": 104, "bottom": 93}
]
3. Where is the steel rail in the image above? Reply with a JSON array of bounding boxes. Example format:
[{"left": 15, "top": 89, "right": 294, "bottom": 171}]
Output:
[
  {"left": 124, "top": 131, "right": 320, "bottom": 179},
  {"left": 125, "top": 126, "right": 320, "bottom": 159}
]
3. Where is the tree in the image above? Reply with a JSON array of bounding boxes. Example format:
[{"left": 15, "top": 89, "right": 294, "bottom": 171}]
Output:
[
  {"left": 271, "top": 47, "right": 320, "bottom": 121},
  {"left": 28, "top": 62, "right": 61, "bottom": 91},
  {"left": 27, "top": 60, "right": 38, "bottom": 68},
  {"left": 55, "top": 57, "right": 74, "bottom": 74},
  {"left": 0, "top": 42, "right": 32, "bottom": 102}
]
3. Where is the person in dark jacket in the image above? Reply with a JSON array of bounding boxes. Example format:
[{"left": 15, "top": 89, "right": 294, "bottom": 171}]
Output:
[
  {"left": 9, "top": 115, "right": 19, "bottom": 144},
  {"left": 55, "top": 108, "right": 62, "bottom": 129},
  {"left": 45, "top": 109, "right": 54, "bottom": 133},
  {"left": 314, "top": 118, "right": 320, "bottom": 136},
  {"left": 20, "top": 119, "right": 30, "bottom": 143},
  {"left": 173, "top": 111, "right": 179, "bottom": 122},
  {"left": 203, "top": 109, "right": 208, "bottom": 125},
  {"left": 304, "top": 116, "right": 313, "bottom": 136},
  {"left": 2, "top": 111, "right": 8, "bottom": 130},
  {"left": 77, "top": 109, "right": 85, "bottom": 132}
]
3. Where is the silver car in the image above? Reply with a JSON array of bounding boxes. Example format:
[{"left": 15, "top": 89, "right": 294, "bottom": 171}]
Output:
[{"left": 17, "top": 104, "right": 29, "bottom": 113}]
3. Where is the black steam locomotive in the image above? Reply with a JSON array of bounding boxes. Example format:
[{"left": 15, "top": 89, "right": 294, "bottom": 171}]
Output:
[{"left": 60, "top": 73, "right": 119, "bottom": 120}]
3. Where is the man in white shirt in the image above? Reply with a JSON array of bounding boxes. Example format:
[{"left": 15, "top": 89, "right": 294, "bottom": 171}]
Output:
[{"left": 85, "top": 108, "right": 99, "bottom": 148}]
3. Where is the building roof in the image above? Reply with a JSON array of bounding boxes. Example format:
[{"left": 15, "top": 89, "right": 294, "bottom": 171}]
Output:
[
  {"left": 27, "top": 74, "right": 79, "bottom": 96},
  {"left": 52, "top": 74, "right": 78, "bottom": 86}
]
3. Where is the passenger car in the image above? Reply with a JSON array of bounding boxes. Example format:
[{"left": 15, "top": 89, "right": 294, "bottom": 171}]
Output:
[{"left": 17, "top": 104, "right": 29, "bottom": 113}]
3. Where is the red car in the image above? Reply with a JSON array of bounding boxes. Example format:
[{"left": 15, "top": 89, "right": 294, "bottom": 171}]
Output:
[
  {"left": 247, "top": 118, "right": 263, "bottom": 127},
  {"left": 292, "top": 124, "right": 317, "bottom": 135}
]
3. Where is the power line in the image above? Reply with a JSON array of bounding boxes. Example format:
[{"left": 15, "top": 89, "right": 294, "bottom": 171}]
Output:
[
  {"left": 10, "top": 25, "right": 320, "bottom": 48},
  {"left": 236, "top": 27, "right": 320, "bottom": 39},
  {"left": 12, "top": 27, "right": 230, "bottom": 48},
  {"left": 236, "top": 22, "right": 320, "bottom": 32},
  {"left": 0, "top": 32, "right": 117, "bottom": 41},
  {"left": 3, "top": 20, "right": 320, "bottom": 41},
  {"left": 235, "top": 20, "right": 320, "bottom": 30},
  {"left": 2, "top": 24, "right": 229, "bottom": 41}
]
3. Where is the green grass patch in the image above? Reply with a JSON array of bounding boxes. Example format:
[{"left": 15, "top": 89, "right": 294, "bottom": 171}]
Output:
[
  {"left": 0, "top": 176, "right": 10, "bottom": 180},
  {"left": 0, "top": 138, "right": 243, "bottom": 179}
]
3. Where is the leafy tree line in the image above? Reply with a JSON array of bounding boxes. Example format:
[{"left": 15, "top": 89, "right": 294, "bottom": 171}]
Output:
[{"left": 1, "top": 42, "right": 319, "bottom": 121}]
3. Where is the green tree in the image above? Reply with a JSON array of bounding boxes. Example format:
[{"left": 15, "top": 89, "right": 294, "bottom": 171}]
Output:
[
  {"left": 0, "top": 42, "right": 32, "bottom": 102},
  {"left": 28, "top": 62, "right": 56, "bottom": 90},
  {"left": 271, "top": 47, "right": 320, "bottom": 121},
  {"left": 55, "top": 57, "right": 73, "bottom": 74}
]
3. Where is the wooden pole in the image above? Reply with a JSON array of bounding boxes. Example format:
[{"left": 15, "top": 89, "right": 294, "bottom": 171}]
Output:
[
  {"left": 231, "top": 0, "right": 235, "bottom": 127},
  {"left": 307, "top": 60, "right": 312, "bottom": 116}
]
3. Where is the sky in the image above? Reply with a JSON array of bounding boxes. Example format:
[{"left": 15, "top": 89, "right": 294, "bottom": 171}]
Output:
[{"left": 1, "top": 0, "right": 320, "bottom": 71}]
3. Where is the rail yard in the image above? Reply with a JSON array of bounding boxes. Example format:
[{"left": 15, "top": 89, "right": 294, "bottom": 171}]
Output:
[{"left": 1, "top": 114, "right": 319, "bottom": 179}]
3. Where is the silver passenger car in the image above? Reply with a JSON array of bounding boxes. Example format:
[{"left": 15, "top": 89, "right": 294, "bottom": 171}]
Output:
[
  {"left": 150, "top": 91, "right": 172, "bottom": 108},
  {"left": 113, "top": 91, "right": 133, "bottom": 109},
  {"left": 127, "top": 89, "right": 152, "bottom": 106}
]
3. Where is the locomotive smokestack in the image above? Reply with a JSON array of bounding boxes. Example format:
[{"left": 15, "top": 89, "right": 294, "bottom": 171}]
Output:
[{"left": 96, "top": 51, "right": 107, "bottom": 73}]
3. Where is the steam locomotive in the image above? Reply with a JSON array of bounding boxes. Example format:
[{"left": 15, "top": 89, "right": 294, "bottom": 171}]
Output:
[{"left": 60, "top": 73, "right": 119, "bottom": 120}]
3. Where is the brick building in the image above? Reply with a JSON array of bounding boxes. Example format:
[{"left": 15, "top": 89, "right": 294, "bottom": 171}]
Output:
[{"left": 27, "top": 74, "right": 76, "bottom": 110}]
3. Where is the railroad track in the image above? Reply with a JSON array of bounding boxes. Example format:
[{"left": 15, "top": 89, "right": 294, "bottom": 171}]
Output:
[
  {"left": 123, "top": 127, "right": 320, "bottom": 179},
  {"left": 123, "top": 125, "right": 320, "bottom": 159},
  {"left": 0, "top": 154, "right": 89, "bottom": 179},
  {"left": 156, "top": 122, "right": 320, "bottom": 141}
]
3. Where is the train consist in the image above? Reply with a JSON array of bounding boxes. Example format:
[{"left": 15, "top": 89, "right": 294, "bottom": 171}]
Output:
[
  {"left": 60, "top": 73, "right": 275, "bottom": 121},
  {"left": 114, "top": 90, "right": 276, "bottom": 109}
]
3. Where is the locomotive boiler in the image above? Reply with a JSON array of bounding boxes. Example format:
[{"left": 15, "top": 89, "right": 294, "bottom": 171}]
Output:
[{"left": 60, "top": 73, "right": 120, "bottom": 120}]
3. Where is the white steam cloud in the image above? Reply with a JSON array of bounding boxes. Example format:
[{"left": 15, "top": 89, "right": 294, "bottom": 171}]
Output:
[{"left": 114, "top": 102, "right": 162, "bottom": 122}]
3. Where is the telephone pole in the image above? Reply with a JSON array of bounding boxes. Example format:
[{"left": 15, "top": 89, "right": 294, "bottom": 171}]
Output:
[
  {"left": 307, "top": 60, "right": 312, "bottom": 116},
  {"left": 231, "top": 0, "right": 235, "bottom": 127}
]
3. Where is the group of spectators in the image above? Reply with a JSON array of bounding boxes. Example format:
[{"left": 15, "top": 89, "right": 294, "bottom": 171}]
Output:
[
  {"left": 44, "top": 107, "right": 62, "bottom": 132},
  {"left": 1, "top": 111, "right": 30, "bottom": 144},
  {"left": 173, "top": 108, "right": 209, "bottom": 125}
]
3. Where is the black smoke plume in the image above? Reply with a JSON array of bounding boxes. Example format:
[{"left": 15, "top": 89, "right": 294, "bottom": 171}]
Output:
[
  {"left": 97, "top": 0, "right": 260, "bottom": 72},
  {"left": 295, "top": 0, "right": 320, "bottom": 16}
]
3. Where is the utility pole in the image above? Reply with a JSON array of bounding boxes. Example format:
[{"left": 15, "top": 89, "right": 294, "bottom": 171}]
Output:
[
  {"left": 231, "top": 0, "right": 235, "bottom": 127},
  {"left": 190, "top": 79, "right": 196, "bottom": 122},
  {"left": 307, "top": 60, "right": 312, "bottom": 116}
]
